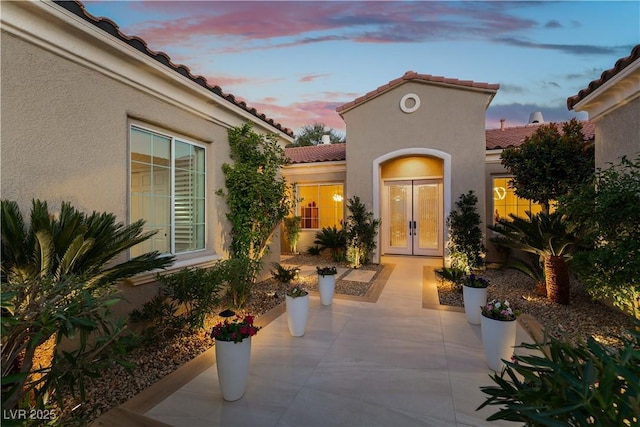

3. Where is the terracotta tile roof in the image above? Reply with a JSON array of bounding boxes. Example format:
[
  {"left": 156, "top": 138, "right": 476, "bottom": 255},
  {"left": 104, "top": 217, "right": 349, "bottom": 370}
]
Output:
[
  {"left": 54, "top": 0, "right": 293, "bottom": 137},
  {"left": 285, "top": 121, "right": 595, "bottom": 164},
  {"left": 567, "top": 44, "right": 640, "bottom": 110},
  {"left": 486, "top": 121, "right": 595, "bottom": 150},
  {"left": 336, "top": 71, "right": 499, "bottom": 114},
  {"left": 286, "top": 143, "right": 346, "bottom": 164}
]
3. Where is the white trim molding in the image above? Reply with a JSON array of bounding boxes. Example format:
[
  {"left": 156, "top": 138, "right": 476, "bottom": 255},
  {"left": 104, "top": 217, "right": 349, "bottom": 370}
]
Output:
[
  {"left": 371, "top": 148, "right": 452, "bottom": 263},
  {"left": 572, "top": 59, "right": 640, "bottom": 121}
]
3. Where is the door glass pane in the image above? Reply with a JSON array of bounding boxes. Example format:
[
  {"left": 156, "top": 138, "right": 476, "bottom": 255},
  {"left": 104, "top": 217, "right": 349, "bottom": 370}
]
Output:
[
  {"left": 388, "top": 184, "right": 408, "bottom": 248},
  {"left": 416, "top": 183, "right": 439, "bottom": 250}
]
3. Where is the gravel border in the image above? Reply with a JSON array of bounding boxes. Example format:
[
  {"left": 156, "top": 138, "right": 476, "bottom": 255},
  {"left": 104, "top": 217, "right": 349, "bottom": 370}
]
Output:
[
  {"left": 62, "top": 258, "right": 635, "bottom": 424},
  {"left": 436, "top": 267, "right": 635, "bottom": 347},
  {"left": 61, "top": 255, "right": 379, "bottom": 424}
]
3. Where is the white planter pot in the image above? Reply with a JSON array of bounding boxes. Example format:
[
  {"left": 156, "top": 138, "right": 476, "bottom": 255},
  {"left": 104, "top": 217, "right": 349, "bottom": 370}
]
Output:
[
  {"left": 463, "top": 285, "right": 488, "bottom": 325},
  {"left": 318, "top": 274, "right": 336, "bottom": 305},
  {"left": 215, "top": 337, "right": 252, "bottom": 401},
  {"left": 481, "top": 315, "right": 517, "bottom": 372},
  {"left": 285, "top": 294, "right": 309, "bottom": 337}
]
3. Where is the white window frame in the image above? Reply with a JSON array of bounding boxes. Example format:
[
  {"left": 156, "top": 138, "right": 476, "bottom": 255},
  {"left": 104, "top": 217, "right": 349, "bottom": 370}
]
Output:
[
  {"left": 296, "top": 182, "right": 344, "bottom": 230},
  {"left": 129, "top": 122, "right": 207, "bottom": 256},
  {"left": 491, "top": 175, "right": 543, "bottom": 224}
]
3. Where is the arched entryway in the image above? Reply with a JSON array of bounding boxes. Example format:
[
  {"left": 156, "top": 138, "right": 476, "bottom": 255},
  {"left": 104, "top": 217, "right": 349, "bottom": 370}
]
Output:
[{"left": 373, "top": 148, "right": 451, "bottom": 261}]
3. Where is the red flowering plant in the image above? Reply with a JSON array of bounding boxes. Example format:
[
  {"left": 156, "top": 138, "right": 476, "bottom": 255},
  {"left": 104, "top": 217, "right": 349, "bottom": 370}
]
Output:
[{"left": 210, "top": 310, "right": 261, "bottom": 343}]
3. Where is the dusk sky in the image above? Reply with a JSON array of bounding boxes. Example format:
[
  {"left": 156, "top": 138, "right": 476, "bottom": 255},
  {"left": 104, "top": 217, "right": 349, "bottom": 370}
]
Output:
[{"left": 83, "top": 1, "right": 640, "bottom": 136}]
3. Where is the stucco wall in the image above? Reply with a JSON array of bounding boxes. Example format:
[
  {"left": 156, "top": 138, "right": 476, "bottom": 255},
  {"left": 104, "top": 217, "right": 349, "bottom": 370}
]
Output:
[
  {"left": 2, "top": 32, "right": 232, "bottom": 256},
  {"left": 1, "top": 26, "right": 287, "bottom": 315},
  {"left": 593, "top": 96, "right": 640, "bottom": 168},
  {"left": 281, "top": 164, "right": 347, "bottom": 253},
  {"left": 341, "top": 81, "right": 494, "bottom": 257}
]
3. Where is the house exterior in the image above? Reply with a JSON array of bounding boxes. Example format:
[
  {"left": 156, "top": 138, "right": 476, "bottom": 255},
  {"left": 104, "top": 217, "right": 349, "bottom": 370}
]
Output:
[
  {"left": 3, "top": 1, "right": 606, "bottom": 318},
  {"left": 283, "top": 72, "right": 502, "bottom": 263},
  {"left": 283, "top": 102, "right": 595, "bottom": 264},
  {"left": 567, "top": 44, "right": 640, "bottom": 168},
  {"left": 1, "top": 1, "right": 293, "bottom": 315}
]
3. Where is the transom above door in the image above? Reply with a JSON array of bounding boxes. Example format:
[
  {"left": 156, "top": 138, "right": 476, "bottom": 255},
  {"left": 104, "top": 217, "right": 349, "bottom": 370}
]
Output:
[{"left": 382, "top": 179, "right": 443, "bottom": 256}]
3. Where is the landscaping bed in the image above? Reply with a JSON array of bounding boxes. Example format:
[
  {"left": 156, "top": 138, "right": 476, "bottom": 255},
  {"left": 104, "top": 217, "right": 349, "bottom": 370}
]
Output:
[
  {"left": 63, "top": 258, "right": 634, "bottom": 424},
  {"left": 62, "top": 255, "right": 382, "bottom": 424},
  {"left": 437, "top": 266, "right": 636, "bottom": 347}
]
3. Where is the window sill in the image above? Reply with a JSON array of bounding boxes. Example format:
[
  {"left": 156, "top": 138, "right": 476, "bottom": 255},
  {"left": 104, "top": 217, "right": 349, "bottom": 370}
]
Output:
[{"left": 123, "top": 253, "right": 224, "bottom": 287}]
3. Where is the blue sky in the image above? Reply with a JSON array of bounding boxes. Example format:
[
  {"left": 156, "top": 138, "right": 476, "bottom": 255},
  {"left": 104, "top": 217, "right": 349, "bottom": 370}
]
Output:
[{"left": 83, "top": 1, "right": 639, "bottom": 136}]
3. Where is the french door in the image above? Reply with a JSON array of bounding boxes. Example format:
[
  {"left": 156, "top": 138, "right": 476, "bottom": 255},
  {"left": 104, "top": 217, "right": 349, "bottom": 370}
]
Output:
[{"left": 382, "top": 179, "right": 443, "bottom": 256}]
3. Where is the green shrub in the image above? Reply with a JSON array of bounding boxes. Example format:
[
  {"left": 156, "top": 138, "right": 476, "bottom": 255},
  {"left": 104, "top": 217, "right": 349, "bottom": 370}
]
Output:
[
  {"left": 220, "top": 257, "right": 262, "bottom": 309},
  {"left": 283, "top": 216, "right": 302, "bottom": 254},
  {"left": 306, "top": 245, "right": 322, "bottom": 256},
  {"left": 131, "top": 265, "right": 224, "bottom": 334},
  {"left": 271, "top": 262, "right": 299, "bottom": 283},
  {"left": 344, "top": 196, "right": 380, "bottom": 267},
  {"left": 1, "top": 199, "right": 172, "bottom": 413},
  {"left": 435, "top": 266, "right": 467, "bottom": 291},
  {"left": 478, "top": 325, "right": 640, "bottom": 426},
  {"left": 560, "top": 156, "right": 640, "bottom": 319},
  {"left": 447, "top": 191, "right": 484, "bottom": 271},
  {"left": 314, "top": 225, "right": 346, "bottom": 259}
]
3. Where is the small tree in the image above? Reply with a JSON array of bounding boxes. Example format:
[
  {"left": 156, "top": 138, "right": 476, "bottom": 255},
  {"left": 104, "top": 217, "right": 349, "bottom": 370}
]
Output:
[
  {"left": 344, "top": 196, "right": 380, "bottom": 267},
  {"left": 283, "top": 216, "right": 302, "bottom": 254},
  {"left": 560, "top": 156, "right": 640, "bottom": 319},
  {"left": 217, "top": 123, "right": 293, "bottom": 307},
  {"left": 490, "top": 212, "right": 576, "bottom": 305},
  {"left": 288, "top": 122, "right": 345, "bottom": 147},
  {"left": 447, "top": 191, "right": 484, "bottom": 271},
  {"left": 501, "top": 119, "right": 594, "bottom": 214}
]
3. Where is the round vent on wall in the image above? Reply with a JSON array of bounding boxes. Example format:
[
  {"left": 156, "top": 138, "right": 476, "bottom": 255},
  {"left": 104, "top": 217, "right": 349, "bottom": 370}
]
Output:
[{"left": 400, "top": 93, "right": 420, "bottom": 113}]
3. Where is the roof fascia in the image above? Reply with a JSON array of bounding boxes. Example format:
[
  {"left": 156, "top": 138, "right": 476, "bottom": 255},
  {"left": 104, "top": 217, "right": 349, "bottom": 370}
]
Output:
[
  {"left": 572, "top": 59, "right": 640, "bottom": 121},
  {"left": 3, "top": 1, "right": 293, "bottom": 143},
  {"left": 339, "top": 79, "right": 498, "bottom": 117},
  {"left": 283, "top": 161, "right": 346, "bottom": 176}
]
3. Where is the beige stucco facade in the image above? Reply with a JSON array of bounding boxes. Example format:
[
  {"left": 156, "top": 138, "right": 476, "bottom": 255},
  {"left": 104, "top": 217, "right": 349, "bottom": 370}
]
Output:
[
  {"left": 1, "top": 1, "right": 291, "bottom": 316},
  {"left": 339, "top": 79, "right": 497, "bottom": 262},
  {"left": 570, "top": 53, "right": 640, "bottom": 168}
]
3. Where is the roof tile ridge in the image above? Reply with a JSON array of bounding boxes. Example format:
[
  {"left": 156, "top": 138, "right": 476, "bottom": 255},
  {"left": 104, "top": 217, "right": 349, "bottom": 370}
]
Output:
[{"left": 56, "top": 0, "right": 293, "bottom": 136}]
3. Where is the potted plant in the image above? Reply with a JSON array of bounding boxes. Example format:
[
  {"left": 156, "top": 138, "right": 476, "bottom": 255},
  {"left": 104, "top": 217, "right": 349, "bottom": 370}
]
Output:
[
  {"left": 480, "top": 299, "right": 519, "bottom": 372},
  {"left": 462, "top": 273, "right": 490, "bottom": 325},
  {"left": 210, "top": 310, "right": 261, "bottom": 401},
  {"left": 316, "top": 266, "right": 338, "bottom": 305},
  {"left": 285, "top": 284, "right": 309, "bottom": 337}
]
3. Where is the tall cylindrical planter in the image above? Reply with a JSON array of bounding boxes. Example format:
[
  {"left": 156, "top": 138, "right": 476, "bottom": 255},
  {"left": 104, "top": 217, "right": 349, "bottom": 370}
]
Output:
[
  {"left": 286, "top": 294, "right": 309, "bottom": 337},
  {"left": 481, "top": 316, "right": 517, "bottom": 372},
  {"left": 215, "top": 338, "right": 252, "bottom": 401},
  {"left": 318, "top": 274, "right": 336, "bottom": 306},
  {"left": 463, "top": 285, "right": 488, "bottom": 325}
]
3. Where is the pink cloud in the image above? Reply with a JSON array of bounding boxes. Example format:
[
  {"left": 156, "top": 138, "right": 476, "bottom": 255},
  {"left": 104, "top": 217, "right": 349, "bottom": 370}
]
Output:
[
  {"left": 117, "top": 1, "right": 539, "bottom": 52},
  {"left": 249, "top": 99, "right": 348, "bottom": 136},
  {"left": 299, "top": 74, "right": 329, "bottom": 83}
]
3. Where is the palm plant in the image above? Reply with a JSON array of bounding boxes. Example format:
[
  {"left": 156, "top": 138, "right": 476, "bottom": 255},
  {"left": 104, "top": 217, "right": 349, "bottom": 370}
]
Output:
[
  {"left": 489, "top": 211, "right": 576, "bottom": 305},
  {"left": 314, "top": 225, "right": 347, "bottom": 260},
  {"left": 1, "top": 199, "right": 174, "bottom": 411}
]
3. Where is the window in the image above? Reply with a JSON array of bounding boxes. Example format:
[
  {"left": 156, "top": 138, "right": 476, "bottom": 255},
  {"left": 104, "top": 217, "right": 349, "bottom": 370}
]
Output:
[
  {"left": 492, "top": 177, "right": 542, "bottom": 223},
  {"left": 297, "top": 184, "right": 344, "bottom": 229},
  {"left": 130, "top": 125, "right": 206, "bottom": 256}
]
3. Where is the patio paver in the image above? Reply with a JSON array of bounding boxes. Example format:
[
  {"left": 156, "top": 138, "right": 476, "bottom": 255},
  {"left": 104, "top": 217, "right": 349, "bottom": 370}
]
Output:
[{"left": 94, "top": 256, "right": 533, "bottom": 427}]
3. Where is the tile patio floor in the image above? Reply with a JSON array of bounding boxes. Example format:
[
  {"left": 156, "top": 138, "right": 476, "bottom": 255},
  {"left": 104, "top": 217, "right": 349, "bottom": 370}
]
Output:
[{"left": 94, "top": 256, "right": 533, "bottom": 427}]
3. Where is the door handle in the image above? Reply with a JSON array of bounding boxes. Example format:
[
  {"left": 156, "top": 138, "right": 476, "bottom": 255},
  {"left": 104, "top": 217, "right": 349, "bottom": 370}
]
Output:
[{"left": 412, "top": 221, "right": 416, "bottom": 235}]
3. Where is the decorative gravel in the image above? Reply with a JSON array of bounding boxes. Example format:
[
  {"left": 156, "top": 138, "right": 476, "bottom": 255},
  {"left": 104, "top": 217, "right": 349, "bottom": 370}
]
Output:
[
  {"left": 437, "top": 267, "right": 636, "bottom": 347},
  {"left": 61, "top": 254, "right": 379, "bottom": 424},
  {"left": 61, "top": 258, "right": 634, "bottom": 424}
]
